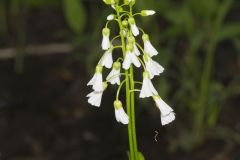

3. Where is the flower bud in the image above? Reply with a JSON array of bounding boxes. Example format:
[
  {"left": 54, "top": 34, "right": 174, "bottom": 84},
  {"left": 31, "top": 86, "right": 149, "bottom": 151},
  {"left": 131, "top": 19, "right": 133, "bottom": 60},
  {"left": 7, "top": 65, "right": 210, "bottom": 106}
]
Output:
[
  {"left": 102, "top": 27, "right": 110, "bottom": 36},
  {"left": 127, "top": 36, "right": 135, "bottom": 44},
  {"left": 103, "top": 82, "right": 108, "bottom": 90},
  {"left": 128, "top": 17, "right": 135, "bottom": 25},
  {"left": 113, "top": 61, "right": 121, "bottom": 70},
  {"left": 96, "top": 65, "right": 103, "bottom": 73},
  {"left": 143, "top": 71, "right": 150, "bottom": 79},
  {"left": 122, "top": 20, "right": 128, "bottom": 27},
  {"left": 107, "top": 14, "right": 115, "bottom": 21},
  {"left": 114, "top": 100, "right": 123, "bottom": 109},
  {"left": 143, "top": 54, "right": 149, "bottom": 62},
  {"left": 126, "top": 44, "right": 134, "bottom": 52},
  {"left": 142, "top": 34, "right": 150, "bottom": 42},
  {"left": 141, "top": 10, "right": 156, "bottom": 16}
]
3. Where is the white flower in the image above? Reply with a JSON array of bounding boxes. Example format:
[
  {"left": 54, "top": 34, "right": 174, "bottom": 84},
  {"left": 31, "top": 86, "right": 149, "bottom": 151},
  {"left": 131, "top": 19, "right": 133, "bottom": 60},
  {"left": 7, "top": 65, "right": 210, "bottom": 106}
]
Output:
[
  {"left": 127, "top": 36, "right": 141, "bottom": 56},
  {"left": 128, "top": 17, "right": 139, "bottom": 36},
  {"left": 102, "top": 27, "right": 111, "bottom": 50},
  {"left": 106, "top": 62, "right": 121, "bottom": 85},
  {"left": 87, "top": 91, "right": 103, "bottom": 107},
  {"left": 107, "top": 14, "right": 115, "bottom": 20},
  {"left": 142, "top": 34, "right": 158, "bottom": 57},
  {"left": 99, "top": 48, "right": 113, "bottom": 69},
  {"left": 87, "top": 65, "right": 103, "bottom": 92},
  {"left": 122, "top": 44, "right": 141, "bottom": 70},
  {"left": 143, "top": 54, "right": 164, "bottom": 79},
  {"left": 153, "top": 95, "right": 175, "bottom": 125},
  {"left": 140, "top": 71, "right": 158, "bottom": 98},
  {"left": 87, "top": 82, "right": 108, "bottom": 107},
  {"left": 114, "top": 100, "right": 129, "bottom": 125},
  {"left": 141, "top": 10, "right": 156, "bottom": 16}
]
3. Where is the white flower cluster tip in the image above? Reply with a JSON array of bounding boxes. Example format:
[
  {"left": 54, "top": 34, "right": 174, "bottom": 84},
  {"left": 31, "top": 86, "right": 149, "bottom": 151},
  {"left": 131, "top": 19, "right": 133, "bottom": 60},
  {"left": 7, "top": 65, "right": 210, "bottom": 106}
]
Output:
[{"left": 87, "top": 0, "right": 175, "bottom": 126}]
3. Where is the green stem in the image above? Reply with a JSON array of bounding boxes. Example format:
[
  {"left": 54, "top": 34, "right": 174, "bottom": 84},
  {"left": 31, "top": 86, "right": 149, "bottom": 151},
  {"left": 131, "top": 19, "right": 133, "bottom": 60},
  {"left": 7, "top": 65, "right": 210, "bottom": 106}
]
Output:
[
  {"left": 130, "top": 65, "right": 139, "bottom": 158},
  {"left": 129, "top": 4, "right": 139, "bottom": 159},
  {"left": 116, "top": 7, "right": 136, "bottom": 160}
]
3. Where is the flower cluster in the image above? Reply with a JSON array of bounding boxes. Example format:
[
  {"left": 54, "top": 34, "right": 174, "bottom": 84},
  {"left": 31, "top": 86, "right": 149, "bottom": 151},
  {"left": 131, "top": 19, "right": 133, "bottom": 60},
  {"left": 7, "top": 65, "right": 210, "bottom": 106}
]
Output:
[{"left": 87, "top": 0, "right": 175, "bottom": 126}]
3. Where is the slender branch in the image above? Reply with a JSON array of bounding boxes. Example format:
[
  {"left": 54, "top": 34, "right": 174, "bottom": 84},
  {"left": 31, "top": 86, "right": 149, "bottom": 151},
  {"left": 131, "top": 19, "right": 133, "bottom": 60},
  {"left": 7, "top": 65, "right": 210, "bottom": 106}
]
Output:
[
  {"left": 0, "top": 43, "right": 73, "bottom": 59},
  {"left": 129, "top": 89, "right": 141, "bottom": 93},
  {"left": 116, "top": 79, "right": 127, "bottom": 100}
]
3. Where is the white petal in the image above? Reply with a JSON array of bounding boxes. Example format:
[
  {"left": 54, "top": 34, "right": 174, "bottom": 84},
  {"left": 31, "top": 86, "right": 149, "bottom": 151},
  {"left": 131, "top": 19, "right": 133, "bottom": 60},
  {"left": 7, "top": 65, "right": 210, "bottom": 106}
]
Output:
[
  {"left": 87, "top": 91, "right": 103, "bottom": 107},
  {"left": 148, "top": 79, "right": 158, "bottom": 95},
  {"left": 87, "top": 74, "right": 97, "bottom": 86},
  {"left": 131, "top": 24, "right": 139, "bottom": 36},
  {"left": 146, "top": 59, "right": 164, "bottom": 79},
  {"left": 106, "top": 69, "right": 120, "bottom": 85},
  {"left": 130, "top": 52, "right": 141, "bottom": 68},
  {"left": 155, "top": 98, "right": 173, "bottom": 115},
  {"left": 152, "top": 60, "right": 164, "bottom": 74},
  {"left": 102, "top": 36, "right": 110, "bottom": 50},
  {"left": 133, "top": 43, "right": 141, "bottom": 56},
  {"left": 115, "top": 107, "right": 129, "bottom": 124},
  {"left": 144, "top": 41, "right": 158, "bottom": 57},
  {"left": 140, "top": 78, "right": 158, "bottom": 98},
  {"left": 122, "top": 52, "right": 132, "bottom": 70},
  {"left": 154, "top": 98, "right": 175, "bottom": 125},
  {"left": 161, "top": 112, "right": 175, "bottom": 125},
  {"left": 140, "top": 78, "right": 152, "bottom": 98},
  {"left": 99, "top": 50, "right": 113, "bottom": 69},
  {"left": 92, "top": 73, "right": 103, "bottom": 92}
]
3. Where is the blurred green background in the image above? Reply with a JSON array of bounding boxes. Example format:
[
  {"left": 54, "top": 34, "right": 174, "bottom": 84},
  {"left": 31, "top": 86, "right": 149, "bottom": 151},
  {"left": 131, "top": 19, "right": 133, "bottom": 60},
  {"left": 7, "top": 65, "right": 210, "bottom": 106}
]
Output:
[{"left": 0, "top": 0, "right": 240, "bottom": 159}]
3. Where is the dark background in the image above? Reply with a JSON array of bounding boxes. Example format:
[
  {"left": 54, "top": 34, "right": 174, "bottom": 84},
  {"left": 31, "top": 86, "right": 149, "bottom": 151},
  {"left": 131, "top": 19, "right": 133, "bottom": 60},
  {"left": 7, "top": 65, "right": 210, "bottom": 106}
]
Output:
[{"left": 0, "top": 0, "right": 240, "bottom": 159}]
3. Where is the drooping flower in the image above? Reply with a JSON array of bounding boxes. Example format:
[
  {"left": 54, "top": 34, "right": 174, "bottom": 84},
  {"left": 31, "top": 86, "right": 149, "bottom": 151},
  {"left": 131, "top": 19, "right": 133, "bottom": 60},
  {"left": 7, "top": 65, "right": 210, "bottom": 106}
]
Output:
[
  {"left": 87, "top": 65, "right": 103, "bottom": 92},
  {"left": 114, "top": 100, "right": 129, "bottom": 124},
  {"left": 140, "top": 71, "right": 158, "bottom": 98},
  {"left": 143, "top": 54, "right": 164, "bottom": 79},
  {"left": 142, "top": 34, "right": 158, "bottom": 57},
  {"left": 128, "top": 36, "right": 141, "bottom": 56},
  {"left": 141, "top": 10, "right": 156, "bottom": 16},
  {"left": 99, "top": 48, "right": 113, "bottom": 69},
  {"left": 122, "top": 44, "right": 141, "bottom": 69},
  {"left": 153, "top": 95, "right": 175, "bottom": 125},
  {"left": 102, "top": 27, "right": 111, "bottom": 50},
  {"left": 87, "top": 82, "right": 108, "bottom": 107},
  {"left": 128, "top": 17, "right": 139, "bottom": 36},
  {"left": 106, "top": 62, "right": 121, "bottom": 85}
]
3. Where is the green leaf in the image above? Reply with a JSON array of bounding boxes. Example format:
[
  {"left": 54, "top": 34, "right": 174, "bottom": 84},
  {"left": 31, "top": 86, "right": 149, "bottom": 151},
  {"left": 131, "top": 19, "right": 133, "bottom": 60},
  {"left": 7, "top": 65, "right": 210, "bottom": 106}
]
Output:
[
  {"left": 63, "top": 0, "right": 86, "bottom": 34},
  {"left": 138, "top": 152, "right": 145, "bottom": 160}
]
